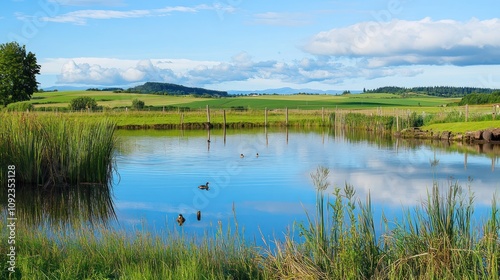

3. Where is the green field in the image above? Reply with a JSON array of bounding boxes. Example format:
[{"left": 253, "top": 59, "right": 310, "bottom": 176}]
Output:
[
  {"left": 30, "top": 90, "right": 460, "bottom": 110},
  {"left": 10, "top": 90, "right": 499, "bottom": 132}
]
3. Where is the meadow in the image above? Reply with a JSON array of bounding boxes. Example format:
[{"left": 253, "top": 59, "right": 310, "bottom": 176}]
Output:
[
  {"left": 12, "top": 90, "right": 500, "bottom": 132},
  {"left": 29, "top": 90, "right": 457, "bottom": 110}
]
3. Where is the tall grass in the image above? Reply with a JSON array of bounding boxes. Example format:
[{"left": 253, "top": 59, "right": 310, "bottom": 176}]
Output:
[
  {"left": 0, "top": 112, "right": 116, "bottom": 187},
  {"left": 263, "top": 167, "right": 500, "bottom": 279},
  {"left": 0, "top": 214, "right": 264, "bottom": 279}
]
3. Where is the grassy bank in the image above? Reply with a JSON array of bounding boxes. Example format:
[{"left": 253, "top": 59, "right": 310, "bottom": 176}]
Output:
[
  {"left": 2, "top": 169, "right": 499, "bottom": 279},
  {"left": 423, "top": 120, "right": 500, "bottom": 133},
  {"left": 0, "top": 113, "right": 116, "bottom": 187}
]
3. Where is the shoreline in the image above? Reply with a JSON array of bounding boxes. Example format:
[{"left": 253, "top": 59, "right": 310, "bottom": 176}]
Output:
[{"left": 396, "top": 127, "right": 500, "bottom": 144}]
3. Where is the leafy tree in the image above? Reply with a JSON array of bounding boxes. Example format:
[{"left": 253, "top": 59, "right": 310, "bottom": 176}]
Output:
[
  {"left": 69, "top": 96, "right": 98, "bottom": 111},
  {"left": 131, "top": 98, "right": 145, "bottom": 110},
  {"left": 0, "top": 42, "right": 41, "bottom": 107}
]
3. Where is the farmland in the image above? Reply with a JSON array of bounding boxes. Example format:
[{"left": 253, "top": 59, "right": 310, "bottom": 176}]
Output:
[{"left": 30, "top": 90, "right": 458, "bottom": 110}]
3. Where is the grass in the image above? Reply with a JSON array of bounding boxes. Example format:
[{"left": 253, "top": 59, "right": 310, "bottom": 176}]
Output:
[
  {"left": 7, "top": 90, "right": 500, "bottom": 133},
  {"left": 2, "top": 167, "right": 500, "bottom": 279},
  {"left": 423, "top": 120, "right": 500, "bottom": 134},
  {"left": 29, "top": 90, "right": 459, "bottom": 110},
  {"left": 0, "top": 112, "right": 116, "bottom": 187}
]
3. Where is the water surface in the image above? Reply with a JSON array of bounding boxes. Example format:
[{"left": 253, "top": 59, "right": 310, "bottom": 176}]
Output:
[{"left": 111, "top": 128, "right": 500, "bottom": 241}]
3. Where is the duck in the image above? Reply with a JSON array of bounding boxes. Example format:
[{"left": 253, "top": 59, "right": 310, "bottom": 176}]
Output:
[
  {"left": 240, "top": 153, "right": 244, "bottom": 158},
  {"left": 197, "top": 210, "right": 201, "bottom": 221},
  {"left": 256, "top": 153, "right": 259, "bottom": 157},
  {"left": 176, "top": 214, "right": 186, "bottom": 226},
  {"left": 198, "top": 182, "right": 209, "bottom": 190}
]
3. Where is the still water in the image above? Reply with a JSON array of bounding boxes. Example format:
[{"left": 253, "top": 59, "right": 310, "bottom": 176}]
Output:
[{"left": 112, "top": 128, "right": 500, "bottom": 241}]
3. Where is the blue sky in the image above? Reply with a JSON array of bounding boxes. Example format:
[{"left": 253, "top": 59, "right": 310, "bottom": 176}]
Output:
[{"left": 2, "top": 0, "right": 500, "bottom": 91}]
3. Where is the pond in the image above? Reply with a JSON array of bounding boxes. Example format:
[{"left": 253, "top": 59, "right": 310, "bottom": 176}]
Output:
[{"left": 110, "top": 127, "right": 500, "bottom": 242}]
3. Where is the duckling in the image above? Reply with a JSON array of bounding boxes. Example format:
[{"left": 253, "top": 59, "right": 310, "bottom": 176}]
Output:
[
  {"left": 176, "top": 214, "right": 186, "bottom": 226},
  {"left": 198, "top": 182, "right": 209, "bottom": 190},
  {"left": 256, "top": 153, "right": 259, "bottom": 158},
  {"left": 240, "top": 153, "right": 244, "bottom": 158},
  {"left": 197, "top": 210, "right": 201, "bottom": 221}
]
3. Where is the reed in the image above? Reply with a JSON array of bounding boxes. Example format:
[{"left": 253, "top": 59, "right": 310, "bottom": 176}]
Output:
[
  {"left": 263, "top": 167, "right": 500, "bottom": 279},
  {"left": 0, "top": 215, "right": 264, "bottom": 279},
  {"left": 0, "top": 112, "right": 116, "bottom": 187}
]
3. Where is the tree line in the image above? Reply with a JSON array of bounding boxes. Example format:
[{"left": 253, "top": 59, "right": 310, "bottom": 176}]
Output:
[
  {"left": 458, "top": 91, "right": 500, "bottom": 105},
  {"left": 365, "top": 86, "right": 497, "bottom": 97}
]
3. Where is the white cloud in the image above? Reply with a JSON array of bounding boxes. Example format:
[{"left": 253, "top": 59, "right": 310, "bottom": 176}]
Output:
[
  {"left": 251, "top": 12, "right": 311, "bottom": 26},
  {"left": 50, "top": 54, "right": 423, "bottom": 87},
  {"left": 57, "top": 59, "right": 178, "bottom": 85},
  {"left": 41, "top": 9, "right": 150, "bottom": 24},
  {"left": 49, "top": 0, "right": 124, "bottom": 6},
  {"left": 40, "top": 4, "right": 228, "bottom": 25},
  {"left": 304, "top": 18, "right": 500, "bottom": 67}
]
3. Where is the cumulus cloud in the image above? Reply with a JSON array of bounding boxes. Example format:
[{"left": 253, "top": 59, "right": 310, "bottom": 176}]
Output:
[
  {"left": 57, "top": 59, "right": 178, "bottom": 85},
  {"left": 54, "top": 54, "right": 421, "bottom": 87},
  {"left": 304, "top": 18, "right": 500, "bottom": 67}
]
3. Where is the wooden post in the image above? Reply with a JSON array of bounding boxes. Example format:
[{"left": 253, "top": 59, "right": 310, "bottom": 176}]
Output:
[
  {"left": 396, "top": 113, "right": 399, "bottom": 131},
  {"left": 223, "top": 109, "right": 226, "bottom": 128},
  {"left": 465, "top": 104, "right": 469, "bottom": 122},
  {"left": 322, "top": 107, "right": 325, "bottom": 124},
  {"left": 265, "top": 107, "right": 268, "bottom": 127},
  {"left": 285, "top": 107, "right": 288, "bottom": 126},
  {"left": 206, "top": 105, "right": 210, "bottom": 124}
]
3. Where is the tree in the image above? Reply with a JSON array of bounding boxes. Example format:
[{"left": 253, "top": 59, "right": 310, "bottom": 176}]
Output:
[
  {"left": 0, "top": 42, "right": 41, "bottom": 107},
  {"left": 69, "top": 96, "right": 98, "bottom": 111}
]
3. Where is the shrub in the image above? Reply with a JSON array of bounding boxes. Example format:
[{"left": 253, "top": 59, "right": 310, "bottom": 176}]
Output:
[
  {"left": 6, "top": 101, "right": 34, "bottom": 112},
  {"left": 69, "top": 96, "right": 98, "bottom": 111},
  {"left": 131, "top": 99, "right": 145, "bottom": 110}
]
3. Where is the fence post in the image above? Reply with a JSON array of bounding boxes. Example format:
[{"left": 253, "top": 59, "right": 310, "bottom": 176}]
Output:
[
  {"left": 465, "top": 104, "right": 469, "bottom": 122},
  {"left": 206, "top": 105, "right": 210, "bottom": 124},
  {"left": 265, "top": 107, "right": 268, "bottom": 127},
  {"left": 285, "top": 107, "right": 288, "bottom": 126},
  {"left": 223, "top": 109, "right": 226, "bottom": 128},
  {"left": 322, "top": 107, "right": 325, "bottom": 124}
]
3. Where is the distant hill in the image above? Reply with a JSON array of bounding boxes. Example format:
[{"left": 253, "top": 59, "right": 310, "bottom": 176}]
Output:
[
  {"left": 41, "top": 85, "right": 88, "bottom": 91},
  {"left": 228, "top": 87, "right": 352, "bottom": 95},
  {"left": 126, "top": 82, "right": 228, "bottom": 97}
]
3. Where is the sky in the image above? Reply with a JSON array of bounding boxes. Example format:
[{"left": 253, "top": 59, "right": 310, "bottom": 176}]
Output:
[{"left": 2, "top": 0, "right": 500, "bottom": 91}]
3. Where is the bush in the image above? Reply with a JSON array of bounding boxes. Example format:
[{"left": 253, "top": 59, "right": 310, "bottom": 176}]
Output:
[
  {"left": 131, "top": 99, "right": 145, "bottom": 110},
  {"left": 6, "top": 101, "right": 34, "bottom": 112},
  {"left": 409, "top": 112, "right": 424, "bottom": 127},
  {"left": 69, "top": 96, "right": 98, "bottom": 111}
]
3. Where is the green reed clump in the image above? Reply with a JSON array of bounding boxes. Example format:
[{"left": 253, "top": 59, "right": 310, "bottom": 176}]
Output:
[
  {"left": 336, "top": 112, "right": 397, "bottom": 132},
  {"left": 264, "top": 166, "right": 500, "bottom": 279},
  {"left": 263, "top": 167, "right": 380, "bottom": 279},
  {"left": 0, "top": 112, "right": 116, "bottom": 187},
  {"left": 383, "top": 182, "right": 500, "bottom": 279}
]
